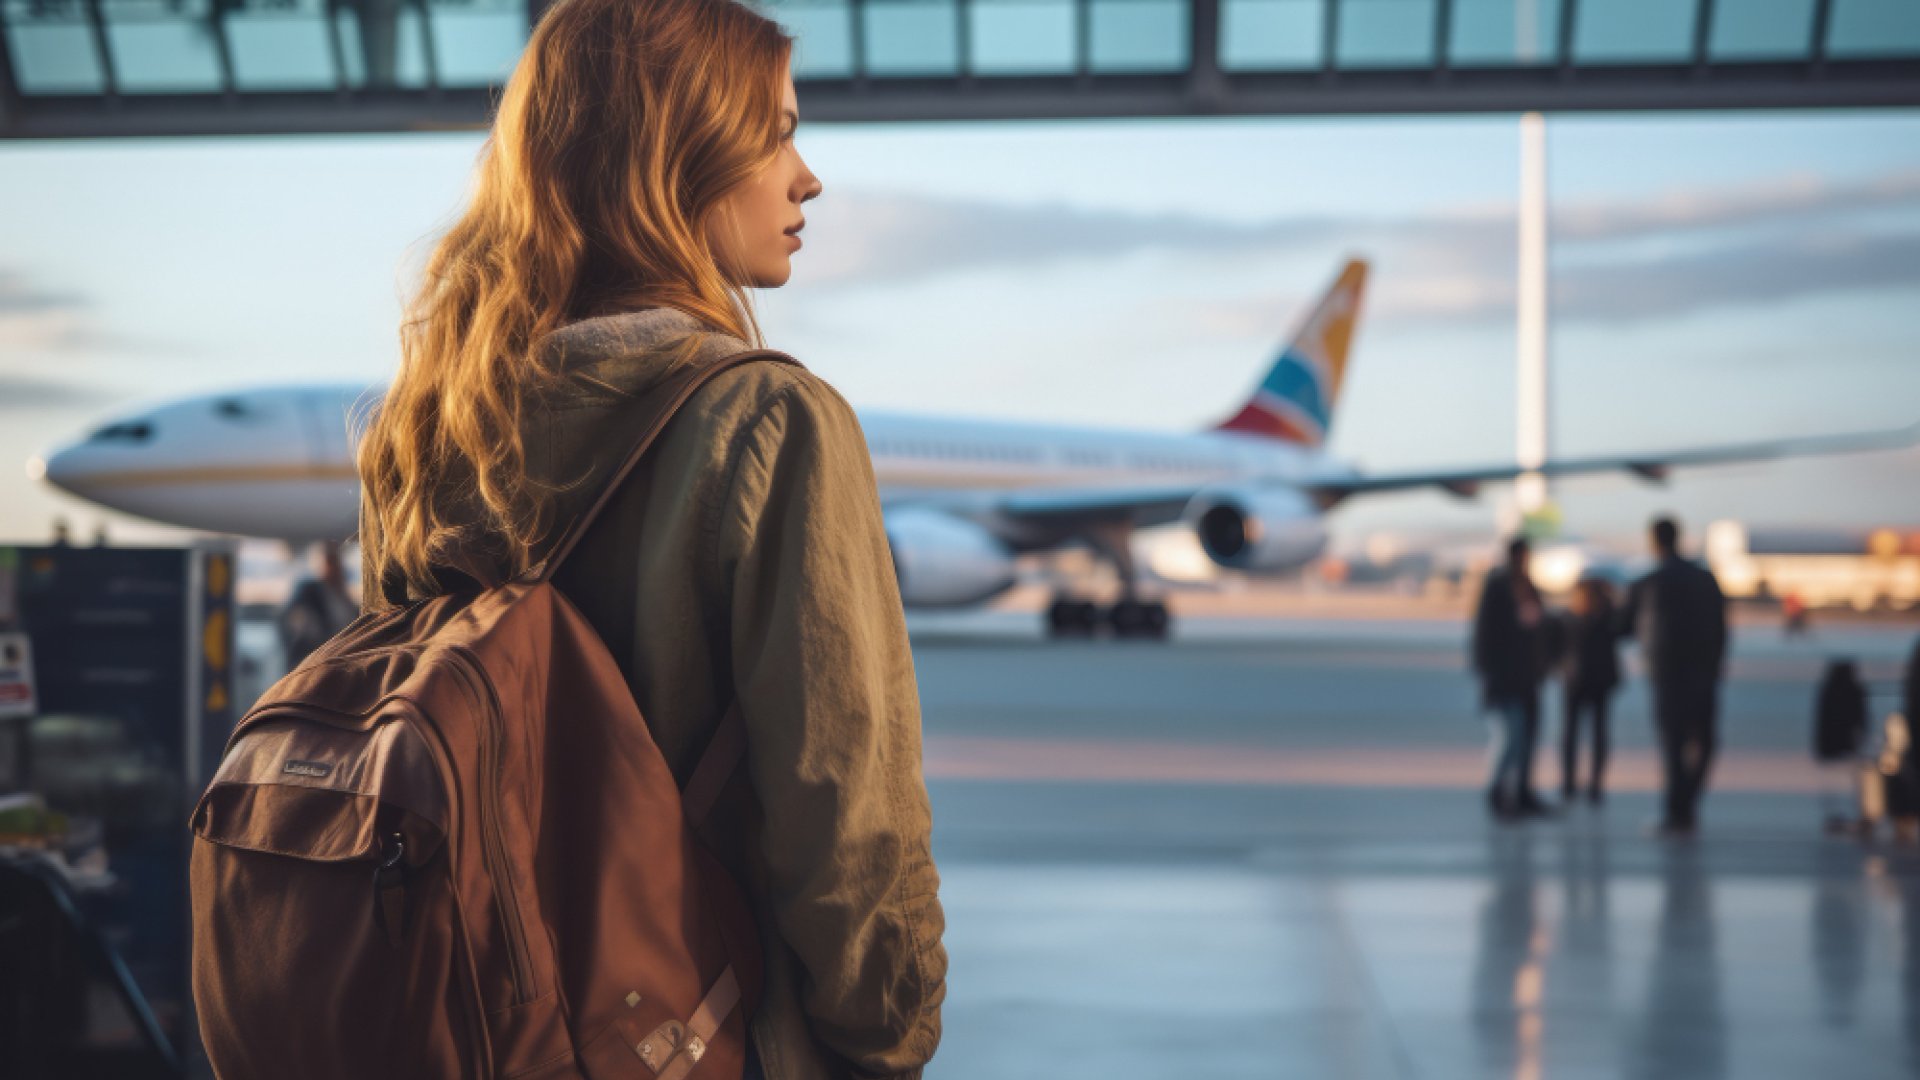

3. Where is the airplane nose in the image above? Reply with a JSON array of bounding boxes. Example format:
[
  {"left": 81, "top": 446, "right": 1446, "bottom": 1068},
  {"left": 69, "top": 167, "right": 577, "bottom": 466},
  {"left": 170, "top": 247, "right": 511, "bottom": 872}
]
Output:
[{"left": 31, "top": 444, "right": 79, "bottom": 494}]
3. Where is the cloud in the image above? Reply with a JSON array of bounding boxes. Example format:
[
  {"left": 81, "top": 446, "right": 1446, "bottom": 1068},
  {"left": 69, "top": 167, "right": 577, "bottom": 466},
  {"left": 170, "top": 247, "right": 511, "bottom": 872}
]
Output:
[
  {"left": 1555, "top": 168, "right": 1920, "bottom": 241},
  {"left": 0, "top": 269, "right": 89, "bottom": 350},
  {"left": 0, "top": 374, "right": 113, "bottom": 411},
  {"left": 0, "top": 270, "right": 83, "bottom": 315},
  {"left": 0, "top": 268, "right": 193, "bottom": 357},
  {"left": 1556, "top": 230, "right": 1920, "bottom": 320},
  {"left": 798, "top": 168, "right": 1920, "bottom": 325},
  {"left": 1202, "top": 227, "right": 1920, "bottom": 330},
  {"left": 799, "top": 193, "right": 1347, "bottom": 287}
]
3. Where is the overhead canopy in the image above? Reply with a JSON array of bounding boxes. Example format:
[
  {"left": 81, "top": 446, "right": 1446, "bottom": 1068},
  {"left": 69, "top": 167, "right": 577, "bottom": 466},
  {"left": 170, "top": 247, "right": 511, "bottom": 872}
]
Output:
[{"left": 3, "top": 0, "right": 1918, "bottom": 137}]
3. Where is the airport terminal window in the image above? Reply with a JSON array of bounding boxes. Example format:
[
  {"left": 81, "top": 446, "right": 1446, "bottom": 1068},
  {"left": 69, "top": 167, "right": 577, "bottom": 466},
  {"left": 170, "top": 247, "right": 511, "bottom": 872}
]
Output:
[
  {"left": 325, "top": 0, "right": 433, "bottom": 89},
  {"left": 1334, "top": 0, "right": 1437, "bottom": 69},
  {"left": 222, "top": 0, "right": 346, "bottom": 91},
  {"left": 0, "top": 0, "right": 445, "bottom": 94},
  {"left": 1446, "top": 0, "right": 1562, "bottom": 66},
  {"left": 1709, "top": 0, "right": 1820, "bottom": 61},
  {"left": 3, "top": 0, "right": 107, "bottom": 93},
  {"left": 102, "top": 0, "right": 226, "bottom": 93},
  {"left": 863, "top": 0, "right": 962, "bottom": 76},
  {"left": 423, "top": 0, "right": 525, "bottom": 87},
  {"left": 1828, "top": 0, "right": 1920, "bottom": 57},
  {"left": 969, "top": 0, "right": 1077, "bottom": 75},
  {"left": 769, "top": 0, "right": 856, "bottom": 78},
  {"left": 1220, "top": 0, "right": 1323, "bottom": 71},
  {"left": 1088, "top": 0, "right": 1188, "bottom": 72},
  {"left": 1571, "top": 0, "right": 1695, "bottom": 64}
]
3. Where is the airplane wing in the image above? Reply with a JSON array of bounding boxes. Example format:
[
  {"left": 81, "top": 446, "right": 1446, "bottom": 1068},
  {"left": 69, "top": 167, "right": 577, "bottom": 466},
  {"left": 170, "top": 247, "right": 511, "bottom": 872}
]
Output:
[
  {"left": 1307, "top": 421, "right": 1920, "bottom": 505},
  {"left": 944, "top": 421, "right": 1919, "bottom": 527}
]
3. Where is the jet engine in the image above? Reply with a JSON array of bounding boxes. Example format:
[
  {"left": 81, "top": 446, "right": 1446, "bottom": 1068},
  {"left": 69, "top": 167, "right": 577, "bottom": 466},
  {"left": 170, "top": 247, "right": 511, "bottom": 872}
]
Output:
[
  {"left": 885, "top": 508, "right": 1019, "bottom": 607},
  {"left": 1185, "top": 487, "right": 1328, "bottom": 572}
]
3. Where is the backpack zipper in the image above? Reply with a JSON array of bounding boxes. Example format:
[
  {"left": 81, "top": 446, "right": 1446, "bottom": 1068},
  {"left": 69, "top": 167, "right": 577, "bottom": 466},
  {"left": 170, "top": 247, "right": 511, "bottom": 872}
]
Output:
[{"left": 445, "top": 646, "right": 535, "bottom": 1005}]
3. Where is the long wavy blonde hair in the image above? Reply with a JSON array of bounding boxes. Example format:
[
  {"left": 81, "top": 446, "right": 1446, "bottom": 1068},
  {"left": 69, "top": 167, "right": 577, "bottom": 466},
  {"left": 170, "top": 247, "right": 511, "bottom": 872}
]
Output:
[{"left": 357, "top": 0, "right": 791, "bottom": 605}]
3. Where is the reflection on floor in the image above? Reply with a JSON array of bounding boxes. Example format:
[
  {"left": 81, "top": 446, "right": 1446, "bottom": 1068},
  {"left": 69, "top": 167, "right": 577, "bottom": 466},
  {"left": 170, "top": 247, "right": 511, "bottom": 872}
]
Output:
[
  {"left": 914, "top": 619, "right": 1920, "bottom": 1079},
  {"left": 931, "top": 788, "right": 1920, "bottom": 1080}
]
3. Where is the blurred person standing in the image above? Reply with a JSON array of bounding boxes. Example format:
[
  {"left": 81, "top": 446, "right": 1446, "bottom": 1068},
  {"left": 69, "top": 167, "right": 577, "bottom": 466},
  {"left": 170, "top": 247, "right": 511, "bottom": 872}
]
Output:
[
  {"left": 1621, "top": 517, "right": 1729, "bottom": 837},
  {"left": 1907, "top": 635, "right": 1920, "bottom": 735},
  {"left": 1558, "top": 577, "right": 1621, "bottom": 805},
  {"left": 1812, "top": 659, "right": 1869, "bottom": 832},
  {"left": 275, "top": 540, "right": 357, "bottom": 669},
  {"left": 1473, "top": 537, "right": 1553, "bottom": 819},
  {"left": 1782, "top": 590, "right": 1810, "bottom": 636}
]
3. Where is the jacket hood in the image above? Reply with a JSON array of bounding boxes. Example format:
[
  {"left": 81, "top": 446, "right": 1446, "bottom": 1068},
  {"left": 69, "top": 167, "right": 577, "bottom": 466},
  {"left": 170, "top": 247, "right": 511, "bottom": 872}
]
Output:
[
  {"left": 533, "top": 307, "right": 752, "bottom": 403},
  {"left": 425, "top": 308, "right": 751, "bottom": 585},
  {"left": 526, "top": 304, "right": 754, "bottom": 507}
]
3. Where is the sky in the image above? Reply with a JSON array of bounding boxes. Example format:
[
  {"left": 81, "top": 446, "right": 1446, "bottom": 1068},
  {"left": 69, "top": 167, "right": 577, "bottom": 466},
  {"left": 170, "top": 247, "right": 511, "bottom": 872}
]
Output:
[{"left": 2, "top": 107, "right": 1918, "bottom": 550}]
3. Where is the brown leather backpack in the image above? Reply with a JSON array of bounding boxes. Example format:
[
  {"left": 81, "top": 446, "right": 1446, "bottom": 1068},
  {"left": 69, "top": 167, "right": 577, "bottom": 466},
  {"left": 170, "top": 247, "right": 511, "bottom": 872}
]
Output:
[{"left": 190, "top": 350, "right": 799, "bottom": 1079}]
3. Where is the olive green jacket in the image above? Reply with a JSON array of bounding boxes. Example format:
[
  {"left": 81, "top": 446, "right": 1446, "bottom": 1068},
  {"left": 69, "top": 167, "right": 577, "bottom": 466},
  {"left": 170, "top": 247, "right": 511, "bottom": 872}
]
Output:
[{"left": 378, "top": 308, "right": 946, "bottom": 1079}]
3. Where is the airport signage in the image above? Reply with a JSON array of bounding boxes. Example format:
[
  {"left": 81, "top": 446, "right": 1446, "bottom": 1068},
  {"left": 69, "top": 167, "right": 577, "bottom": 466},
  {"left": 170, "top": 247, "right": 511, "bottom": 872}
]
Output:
[
  {"left": 0, "top": 631, "right": 36, "bottom": 722},
  {"left": 2, "top": 541, "right": 238, "bottom": 1061}
]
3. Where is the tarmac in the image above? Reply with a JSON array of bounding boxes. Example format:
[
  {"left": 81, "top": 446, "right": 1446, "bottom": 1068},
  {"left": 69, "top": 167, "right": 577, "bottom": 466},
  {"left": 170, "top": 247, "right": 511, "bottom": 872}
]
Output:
[{"left": 908, "top": 607, "right": 1920, "bottom": 1079}]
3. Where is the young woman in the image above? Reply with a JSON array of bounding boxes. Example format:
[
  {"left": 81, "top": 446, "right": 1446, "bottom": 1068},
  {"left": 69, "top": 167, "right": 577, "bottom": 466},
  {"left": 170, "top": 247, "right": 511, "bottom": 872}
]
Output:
[{"left": 354, "top": 2, "right": 947, "bottom": 1077}]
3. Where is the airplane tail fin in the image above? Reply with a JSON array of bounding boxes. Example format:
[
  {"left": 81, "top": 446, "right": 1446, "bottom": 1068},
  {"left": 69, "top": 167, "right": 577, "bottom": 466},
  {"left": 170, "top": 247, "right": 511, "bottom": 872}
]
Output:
[{"left": 1212, "top": 258, "right": 1368, "bottom": 449}]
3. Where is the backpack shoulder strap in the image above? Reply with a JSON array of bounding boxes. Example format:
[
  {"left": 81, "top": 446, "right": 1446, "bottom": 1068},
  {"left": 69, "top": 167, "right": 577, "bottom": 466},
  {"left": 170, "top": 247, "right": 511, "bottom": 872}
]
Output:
[
  {"left": 539, "top": 346, "right": 798, "bottom": 820},
  {"left": 681, "top": 700, "right": 746, "bottom": 823},
  {"left": 534, "top": 347, "right": 801, "bottom": 581}
]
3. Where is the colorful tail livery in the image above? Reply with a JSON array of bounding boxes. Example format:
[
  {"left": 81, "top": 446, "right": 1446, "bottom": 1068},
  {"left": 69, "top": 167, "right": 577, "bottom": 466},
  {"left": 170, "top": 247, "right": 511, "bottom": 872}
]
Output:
[{"left": 1213, "top": 259, "right": 1369, "bottom": 448}]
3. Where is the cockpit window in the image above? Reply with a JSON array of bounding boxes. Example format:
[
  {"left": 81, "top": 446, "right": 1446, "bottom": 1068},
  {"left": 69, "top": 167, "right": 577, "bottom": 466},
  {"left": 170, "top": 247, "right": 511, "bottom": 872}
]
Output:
[
  {"left": 214, "top": 398, "right": 250, "bottom": 420},
  {"left": 88, "top": 421, "right": 153, "bottom": 442}
]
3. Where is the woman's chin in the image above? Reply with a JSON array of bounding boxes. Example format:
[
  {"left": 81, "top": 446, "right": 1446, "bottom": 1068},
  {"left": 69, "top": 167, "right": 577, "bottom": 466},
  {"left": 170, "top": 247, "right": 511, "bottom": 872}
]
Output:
[{"left": 752, "top": 260, "right": 794, "bottom": 289}]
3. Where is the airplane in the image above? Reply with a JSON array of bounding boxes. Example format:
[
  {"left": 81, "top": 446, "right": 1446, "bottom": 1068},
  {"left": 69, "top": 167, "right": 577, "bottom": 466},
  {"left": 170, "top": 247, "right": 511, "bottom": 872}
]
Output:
[{"left": 30, "top": 259, "right": 1919, "bottom": 639}]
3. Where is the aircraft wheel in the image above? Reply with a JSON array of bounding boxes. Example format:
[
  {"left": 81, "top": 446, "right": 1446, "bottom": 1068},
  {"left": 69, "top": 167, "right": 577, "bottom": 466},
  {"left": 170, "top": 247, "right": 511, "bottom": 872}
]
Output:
[
  {"left": 1141, "top": 600, "right": 1171, "bottom": 640},
  {"left": 1046, "top": 597, "right": 1099, "bottom": 638},
  {"left": 1107, "top": 598, "right": 1169, "bottom": 640}
]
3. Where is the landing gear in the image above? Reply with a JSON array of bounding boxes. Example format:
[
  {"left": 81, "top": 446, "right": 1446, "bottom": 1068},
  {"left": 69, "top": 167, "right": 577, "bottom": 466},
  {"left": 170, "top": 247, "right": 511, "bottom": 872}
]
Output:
[
  {"left": 1046, "top": 596, "right": 1101, "bottom": 637},
  {"left": 1108, "top": 597, "right": 1170, "bottom": 639},
  {"left": 1043, "top": 522, "right": 1173, "bottom": 641},
  {"left": 1043, "top": 595, "right": 1171, "bottom": 640}
]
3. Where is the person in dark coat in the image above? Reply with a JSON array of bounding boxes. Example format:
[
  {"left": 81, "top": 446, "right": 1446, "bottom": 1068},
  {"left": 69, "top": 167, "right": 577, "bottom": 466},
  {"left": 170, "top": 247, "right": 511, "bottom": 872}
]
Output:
[
  {"left": 1559, "top": 577, "right": 1621, "bottom": 804},
  {"left": 275, "top": 541, "right": 358, "bottom": 670},
  {"left": 1620, "top": 516, "right": 1729, "bottom": 836},
  {"left": 1813, "top": 659, "right": 1870, "bottom": 832},
  {"left": 1473, "top": 537, "right": 1552, "bottom": 819},
  {"left": 1813, "top": 660, "right": 1869, "bottom": 764},
  {"left": 1906, "top": 636, "right": 1920, "bottom": 739},
  {"left": 1895, "top": 638, "right": 1920, "bottom": 829}
]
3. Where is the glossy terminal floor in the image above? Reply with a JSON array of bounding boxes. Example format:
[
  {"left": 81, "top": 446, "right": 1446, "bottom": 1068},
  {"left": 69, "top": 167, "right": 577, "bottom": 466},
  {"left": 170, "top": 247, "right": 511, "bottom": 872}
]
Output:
[{"left": 909, "top": 611, "right": 1920, "bottom": 1079}]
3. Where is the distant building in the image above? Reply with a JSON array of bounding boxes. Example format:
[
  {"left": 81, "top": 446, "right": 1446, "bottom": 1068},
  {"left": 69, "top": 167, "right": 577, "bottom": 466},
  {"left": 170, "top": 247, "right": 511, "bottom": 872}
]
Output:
[{"left": 1706, "top": 521, "right": 1920, "bottom": 612}]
